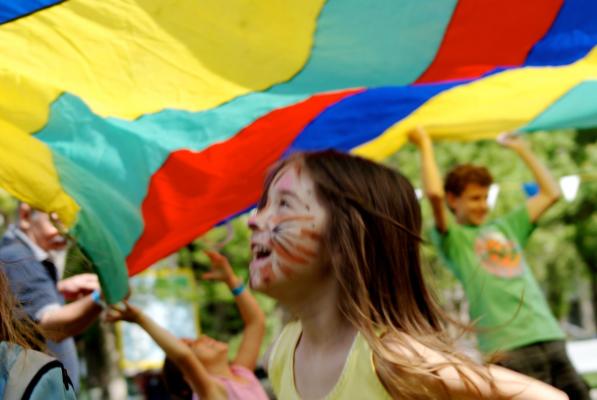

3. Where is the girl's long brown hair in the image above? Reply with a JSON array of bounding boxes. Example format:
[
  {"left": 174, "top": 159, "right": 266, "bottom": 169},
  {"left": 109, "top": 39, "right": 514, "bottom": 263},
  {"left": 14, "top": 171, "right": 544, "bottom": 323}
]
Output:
[
  {"left": 0, "top": 268, "right": 45, "bottom": 351},
  {"left": 260, "top": 150, "right": 495, "bottom": 399}
]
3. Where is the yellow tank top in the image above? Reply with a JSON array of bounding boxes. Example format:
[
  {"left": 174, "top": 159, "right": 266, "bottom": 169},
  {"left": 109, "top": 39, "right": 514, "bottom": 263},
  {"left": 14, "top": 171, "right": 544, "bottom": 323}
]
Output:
[{"left": 268, "top": 321, "right": 391, "bottom": 399}]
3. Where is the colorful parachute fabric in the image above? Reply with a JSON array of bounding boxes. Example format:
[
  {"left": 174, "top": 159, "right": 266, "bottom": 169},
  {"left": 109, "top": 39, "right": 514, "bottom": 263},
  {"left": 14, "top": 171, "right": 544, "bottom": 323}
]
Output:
[{"left": 1, "top": 0, "right": 596, "bottom": 303}]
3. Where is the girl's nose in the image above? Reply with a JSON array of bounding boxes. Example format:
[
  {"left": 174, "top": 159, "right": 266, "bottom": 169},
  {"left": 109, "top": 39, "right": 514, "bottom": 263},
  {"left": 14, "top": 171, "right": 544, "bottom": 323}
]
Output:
[{"left": 248, "top": 209, "right": 263, "bottom": 231}]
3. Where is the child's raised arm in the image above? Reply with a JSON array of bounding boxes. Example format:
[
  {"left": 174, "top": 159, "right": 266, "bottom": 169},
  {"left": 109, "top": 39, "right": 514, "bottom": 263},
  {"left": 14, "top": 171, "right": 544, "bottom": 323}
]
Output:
[
  {"left": 203, "top": 250, "right": 266, "bottom": 371},
  {"left": 497, "top": 133, "right": 561, "bottom": 223},
  {"left": 409, "top": 126, "right": 450, "bottom": 233},
  {"left": 107, "top": 300, "right": 225, "bottom": 399}
]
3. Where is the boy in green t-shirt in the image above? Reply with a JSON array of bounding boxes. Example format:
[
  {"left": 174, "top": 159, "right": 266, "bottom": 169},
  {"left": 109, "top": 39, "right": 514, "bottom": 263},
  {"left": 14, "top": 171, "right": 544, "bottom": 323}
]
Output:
[{"left": 410, "top": 127, "right": 589, "bottom": 399}]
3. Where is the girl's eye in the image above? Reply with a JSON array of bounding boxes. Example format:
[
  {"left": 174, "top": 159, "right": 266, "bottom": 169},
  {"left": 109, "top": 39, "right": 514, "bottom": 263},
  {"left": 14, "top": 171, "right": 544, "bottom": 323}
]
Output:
[{"left": 280, "top": 198, "right": 290, "bottom": 208}]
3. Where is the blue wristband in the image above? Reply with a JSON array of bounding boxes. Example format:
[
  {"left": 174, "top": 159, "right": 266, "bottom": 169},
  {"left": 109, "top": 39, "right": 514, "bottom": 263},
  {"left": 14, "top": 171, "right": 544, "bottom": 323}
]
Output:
[
  {"left": 231, "top": 283, "right": 245, "bottom": 297},
  {"left": 91, "top": 289, "right": 105, "bottom": 308}
]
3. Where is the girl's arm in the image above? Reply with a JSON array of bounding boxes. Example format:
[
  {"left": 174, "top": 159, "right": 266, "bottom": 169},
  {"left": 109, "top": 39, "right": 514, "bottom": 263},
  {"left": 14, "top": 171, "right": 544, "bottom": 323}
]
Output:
[
  {"left": 381, "top": 334, "right": 568, "bottom": 400},
  {"left": 107, "top": 301, "right": 225, "bottom": 399},
  {"left": 203, "top": 250, "right": 266, "bottom": 370},
  {"left": 430, "top": 356, "right": 567, "bottom": 399},
  {"left": 483, "top": 364, "right": 568, "bottom": 400}
]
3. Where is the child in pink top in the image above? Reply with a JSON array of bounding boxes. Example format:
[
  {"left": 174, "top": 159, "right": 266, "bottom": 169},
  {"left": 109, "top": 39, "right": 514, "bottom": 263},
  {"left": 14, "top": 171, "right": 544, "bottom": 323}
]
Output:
[
  {"left": 108, "top": 250, "right": 268, "bottom": 400},
  {"left": 192, "top": 365, "right": 267, "bottom": 400}
]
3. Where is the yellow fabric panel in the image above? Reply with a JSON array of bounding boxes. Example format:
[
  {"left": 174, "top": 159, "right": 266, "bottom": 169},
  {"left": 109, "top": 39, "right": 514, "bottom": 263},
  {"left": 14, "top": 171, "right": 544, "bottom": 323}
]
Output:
[
  {"left": 0, "top": 71, "right": 61, "bottom": 136},
  {"left": 0, "top": 0, "right": 322, "bottom": 122},
  {"left": 354, "top": 46, "right": 597, "bottom": 161},
  {"left": 0, "top": 121, "right": 79, "bottom": 226}
]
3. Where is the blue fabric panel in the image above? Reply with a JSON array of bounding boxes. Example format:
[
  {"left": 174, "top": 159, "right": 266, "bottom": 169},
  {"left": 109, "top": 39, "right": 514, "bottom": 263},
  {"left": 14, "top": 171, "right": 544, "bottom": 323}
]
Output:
[
  {"left": 287, "top": 81, "right": 463, "bottom": 154},
  {"left": 526, "top": 0, "right": 597, "bottom": 66},
  {"left": 0, "top": 0, "right": 63, "bottom": 24}
]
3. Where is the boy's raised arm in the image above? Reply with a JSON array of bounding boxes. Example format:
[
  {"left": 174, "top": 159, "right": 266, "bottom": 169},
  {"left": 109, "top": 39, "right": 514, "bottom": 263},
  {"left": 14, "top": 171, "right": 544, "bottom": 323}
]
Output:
[
  {"left": 409, "top": 127, "right": 450, "bottom": 233},
  {"left": 498, "top": 133, "right": 561, "bottom": 223}
]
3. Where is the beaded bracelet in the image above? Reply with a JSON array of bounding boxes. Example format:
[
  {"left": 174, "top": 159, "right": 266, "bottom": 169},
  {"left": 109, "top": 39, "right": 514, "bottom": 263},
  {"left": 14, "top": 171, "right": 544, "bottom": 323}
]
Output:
[{"left": 231, "top": 283, "right": 245, "bottom": 297}]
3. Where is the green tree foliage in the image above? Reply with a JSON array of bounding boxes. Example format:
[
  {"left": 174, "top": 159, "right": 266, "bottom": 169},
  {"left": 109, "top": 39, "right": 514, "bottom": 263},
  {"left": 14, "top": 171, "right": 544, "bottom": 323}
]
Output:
[
  {"left": 564, "top": 128, "right": 597, "bottom": 326},
  {"left": 0, "top": 188, "right": 16, "bottom": 233}
]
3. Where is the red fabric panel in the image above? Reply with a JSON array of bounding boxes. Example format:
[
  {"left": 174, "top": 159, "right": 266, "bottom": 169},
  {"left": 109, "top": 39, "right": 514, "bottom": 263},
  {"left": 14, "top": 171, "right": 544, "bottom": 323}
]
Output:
[
  {"left": 127, "top": 89, "right": 362, "bottom": 274},
  {"left": 416, "top": 0, "right": 563, "bottom": 83}
]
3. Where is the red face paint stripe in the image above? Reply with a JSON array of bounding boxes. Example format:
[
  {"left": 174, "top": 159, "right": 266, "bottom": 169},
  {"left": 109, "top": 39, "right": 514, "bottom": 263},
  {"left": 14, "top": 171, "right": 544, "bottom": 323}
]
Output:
[
  {"left": 279, "top": 264, "right": 295, "bottom": 278},
  {"left": 271, "top": 214, "right": 315, "bottom": 225},
  {"left": 290, "top": 242, "right": 318, "bottom": 258},
  {"left": 300, "top": 228, "right": 323, "bottom": 241},
  {"left": 127, "top": 89, "right": 362, "bottom": 275},
  {"left": 275, "top": 234, "right": 318, "bottom": 258},
  {"left": 272, "top": 239, "right": 310, "bottom": 265},
  {"left": 261, "top": 264, "right": 274, "bottom": 286}
]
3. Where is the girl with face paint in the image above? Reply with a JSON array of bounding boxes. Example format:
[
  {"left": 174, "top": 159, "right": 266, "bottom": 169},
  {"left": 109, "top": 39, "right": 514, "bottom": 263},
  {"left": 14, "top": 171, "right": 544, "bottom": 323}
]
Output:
[
  {"left": 250, "top": 150, "right": 566, "bottom": 400},
  {"left": 107, "top": 251, "right": 268, "bottom": 400}
]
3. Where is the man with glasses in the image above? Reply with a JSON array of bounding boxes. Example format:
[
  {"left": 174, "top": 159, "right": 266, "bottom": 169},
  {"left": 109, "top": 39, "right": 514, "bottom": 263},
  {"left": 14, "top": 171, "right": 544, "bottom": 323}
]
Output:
[{"left": 0, "top": 203, "right": 105, "bottom": 392}]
